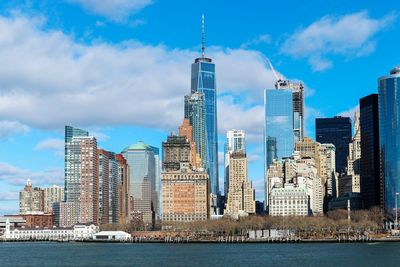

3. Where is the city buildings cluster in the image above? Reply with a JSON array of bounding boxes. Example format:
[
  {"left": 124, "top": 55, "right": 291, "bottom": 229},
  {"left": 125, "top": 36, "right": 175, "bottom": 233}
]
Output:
[{"left": 2, "top": 17, "right": 400, "bottom": 231}]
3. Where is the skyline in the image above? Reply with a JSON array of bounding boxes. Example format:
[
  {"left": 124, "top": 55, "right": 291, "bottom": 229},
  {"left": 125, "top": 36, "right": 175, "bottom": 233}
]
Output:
[{"left": 0, "top": 1, "right": 399, "bottom": 214}]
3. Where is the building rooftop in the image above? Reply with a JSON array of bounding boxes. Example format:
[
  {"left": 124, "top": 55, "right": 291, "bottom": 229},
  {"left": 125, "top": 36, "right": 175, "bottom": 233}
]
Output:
[
  {"left": 122, "top": 141, "right": 152, "bottom": 152},
  {"left": 390, "top": 66, "right": 400, "bottom": 75}
]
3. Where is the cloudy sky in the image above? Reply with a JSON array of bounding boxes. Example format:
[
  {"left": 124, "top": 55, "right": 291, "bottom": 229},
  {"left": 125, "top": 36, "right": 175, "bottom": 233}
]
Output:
[{"left": 0, "top": 0, "right": 399, "bottom": 214}]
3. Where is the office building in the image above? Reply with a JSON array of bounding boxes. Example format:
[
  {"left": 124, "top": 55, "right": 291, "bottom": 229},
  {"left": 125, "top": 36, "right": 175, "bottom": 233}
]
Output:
[
  {"left": 52, "top": 202, "right": 78, "bottom": 227},
  {"left": 43, "top": 185, "right": 64, "bottom": 213},
  {"left": 316, "top": 116, "right": 352, "bottom": 174},
  {"left": 224, "top": 152, "right": 255, "bottom": 218},
  {"left": 378, "top": 66, "right": 400, "bottom": 215},
  {"left": 264, "top": 88, "right": 294, "bottom": 206},
  {"left": 162, "top": 135, "right": 191, "bottom": 172},
  {"left": 122, "top": 141, "right": 160, "bottom": 225},
  {"left": 161, "top": 163, "right": 209, "bottom": 223},
  {"left": 184, "top": 92, "right": 206, "bottom": 169},
  {"left": 224, "top": 130, "right": 246, "bottom": 196},
  {"left": 360, "top": 93, "right": 382, "bottom": 208},
  {"left": 275, "top": 80, "right": 305, "bottom": 144},
  {"left": 269, "top": 184, "right": 308, "bottom": 216},
  {"left": 19, "top": 180, "right": 44, "bottom": 214},
  {"left": 187, "top": 16, "right": 219, "bottom": 196},
  {"left": 344, "top": 111, "right": 361, "bottom": 194}
]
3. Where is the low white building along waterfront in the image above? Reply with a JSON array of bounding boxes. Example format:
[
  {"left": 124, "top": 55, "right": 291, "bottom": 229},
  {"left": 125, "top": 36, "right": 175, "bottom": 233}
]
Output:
[
  {"left": 266, "top": 152, "right": 323, "bottom": 216},
  {"left": 2, "top": 219, "right": 99, "bottom": 241},
  {"left": 93, "top": 231, "right": 131, "bottom": 241}
]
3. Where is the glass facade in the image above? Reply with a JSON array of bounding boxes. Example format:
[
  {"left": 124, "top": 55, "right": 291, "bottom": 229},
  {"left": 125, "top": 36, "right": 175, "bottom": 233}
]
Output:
[
  {"left": 360, "top": 94, "right": 382, "bottom": 209},
  {"left": 121, "top": 142, "right": 160, "bottom": 223},
  {"left": 184, "top": 92, "right": 207, "bottom": 169},
  {"left": 264, "top": 89, "right": 294, "bottom": 206},
  {"left": 378, "top": 67, "right": 400, "bottom": 214},
  {"left": 190, "top": 57, "right": 219, "bottom": 195},
  {"left": 315, "top": 117, "right": 352, "bottom": 174}
]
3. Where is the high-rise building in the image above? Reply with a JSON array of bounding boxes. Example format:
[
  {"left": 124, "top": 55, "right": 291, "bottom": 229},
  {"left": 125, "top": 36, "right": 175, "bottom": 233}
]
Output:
[
  {"left": 162, "top": 135, "right": 191, "bottom": 172},
  {"left": 98, "top": 149, "right": 118, "bottom": 224},
  {"left": 19, "top": 180, "right": 44, "bottom": 214},
  {"left": 43, "top": 185, "right": 64, "bottom": 214},
  {"left": 179, "top": 118, "right": 202, "bottom": 169},
  {"left": 121, "top": 141, "right": 160, "bottom": 226},
  {"left": 116, "top": 154, "right": 130, "bottom": 224},
  {"left": 224, "top": 152, "right": 255, "bottom": 218},
  {"left": 360, "top": 93, "right": 382, "bottom": 209},
  {"left": 65, "top": 135, "right": 99, "bottom": 224},
  {"left": 264, "top": 89, "right": 294, "bottom": 206},
  {"left": 224, "top": 130, "right": 246, "bottom": 196},
  {"left": 275, "top": 80, "right": 305, "bottom": 144},
  {"left": 378, "top": 66, "right": 400, "bottom": 215},
  {"left": 187, "top": 16, "right": 219, "bottom": 195},
  {"left": 53, "top": 202, "right": 78, "bottom": 227},
  {"left": 346, "top": 111, "right": 361, "bottom": 193},
  {"left": 316, "top": 116, "right": 352, "bottom": 174},
  {"left": 184, "top": 92, "right": 206, "bottom": 169},
  {"left": 161, "top": 163, "right": 209, "bottom": 223},
  {"left": 320, "top": 143, "right": 337, "bottom": 198}
]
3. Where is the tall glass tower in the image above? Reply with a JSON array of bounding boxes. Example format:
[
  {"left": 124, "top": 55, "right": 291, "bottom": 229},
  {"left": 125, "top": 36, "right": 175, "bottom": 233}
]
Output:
[
  {"left": 378, "top": 66, "right": 400, "bottom": 215},
  {"left": 264, "top": 89, "right": 294, "bottom": 207},
  {"left": 188, "top": 16, "right": 219, "bottom": 195}
]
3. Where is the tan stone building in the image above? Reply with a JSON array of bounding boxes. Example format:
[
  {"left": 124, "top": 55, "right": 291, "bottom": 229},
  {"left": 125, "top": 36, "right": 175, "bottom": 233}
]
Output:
[
  {"left": 116, "top": 154, "right": 130, "bottom": 224},
  {"left": 161, "top": 164, "right": 209, "bottom": 223},
  {"left": 43, "top": 185, "right": 64, "bottom": 214},
  {"left": 19, "top": 180, "right": 44, "bottom": 214},
  {"left": 224, "top": 152, "right": 255, "bottom": 218}
]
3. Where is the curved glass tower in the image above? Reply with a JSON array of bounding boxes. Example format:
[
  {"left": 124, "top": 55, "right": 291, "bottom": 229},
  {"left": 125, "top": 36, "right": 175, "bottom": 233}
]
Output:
[{"left": 378, "top": 66, "right": 400, "bottom": 215}]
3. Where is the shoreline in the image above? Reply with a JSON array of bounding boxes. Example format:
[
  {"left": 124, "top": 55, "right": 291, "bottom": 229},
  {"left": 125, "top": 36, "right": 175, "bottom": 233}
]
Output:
[{"left": 2, "top": 237, "right": 400, "bottom": 244}]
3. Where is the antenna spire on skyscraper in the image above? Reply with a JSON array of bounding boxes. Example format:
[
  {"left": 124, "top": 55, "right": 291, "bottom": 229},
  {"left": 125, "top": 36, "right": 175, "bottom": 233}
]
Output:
[{"left": 201, "top": 14, "right": 205, "bottom": 58}]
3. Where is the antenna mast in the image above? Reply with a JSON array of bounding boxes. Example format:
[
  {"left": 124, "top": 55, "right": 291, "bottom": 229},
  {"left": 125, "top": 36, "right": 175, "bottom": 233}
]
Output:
[{"left": 201, "top": 15, "right": 205, "bottom": 58}]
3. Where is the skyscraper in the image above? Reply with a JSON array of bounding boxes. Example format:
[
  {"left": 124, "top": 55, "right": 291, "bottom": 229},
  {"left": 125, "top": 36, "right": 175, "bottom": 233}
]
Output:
[
  {"left": 224, "top": 152, "right": 255, "bottom": 218},
  {"left": 43, "top": 185, "right": 64, "bottom": 214},
  {"left": 65, "top": 135, "right": 99, "bottom": 224},
  {"left": 378, "top": 66, "right": 400, "bottom": 215},
  {"left": 179, "top": 118, "right": 202, "bottom": 169},
  {"left": 275, "top": 80, "right": 305, "bottom": 144},
  {"left": 224, "top": 130, "right": 246, "bottom": 196},
  {"left": 346, "top": 111, "right": 361, "bottom": 193},
  {"left": 264, "top": 89, "right": 294, "bottom": 208},
  {"left": 316, "top": 117, "right": 352, "bottom": 174},
  {"left": 121, "top": 141, "right": 160, "bottom": 225},
  {"left": 360, "top": 93, "right": 382, "bottom": 209},
  {"left": 115, "top": 154, "right": 130, "bottom": 224},
  {"left": 184, "top": 92, "right": 206, "bottom": 169},
  {"left": 187, "top": 16, "right": 219, "bottom": 195}
]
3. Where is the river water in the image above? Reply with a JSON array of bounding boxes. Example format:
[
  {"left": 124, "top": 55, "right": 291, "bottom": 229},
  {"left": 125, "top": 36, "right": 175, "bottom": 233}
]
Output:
[{"left": 0, "top": 242, "right": 398, "bottom": 266}]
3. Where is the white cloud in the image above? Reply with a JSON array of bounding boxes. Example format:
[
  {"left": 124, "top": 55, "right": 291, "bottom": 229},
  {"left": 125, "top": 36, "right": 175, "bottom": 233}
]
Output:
[
  {"left": 34, "top": 138, "right": 64, "bottom": 156},
  {"left": 0, "top": 13, "right": 278, "bottom": 143},
  {"left": 281, "top": 11, "right": 397, "bottom": 71},
  {"left": 240, "top": 34, "right": 271, "bottom": 49},
  {"left": 337, "top": 105, "right": 359, "bottom": 123},
  {"left": 0, "top": 162, "right": 63, "bottom": 186},
  {"left": 67, "top": 0, "right": 152, "bottom": 21},
  {"left": 0, "top": 120, "right": 29, "bottom": 140}
]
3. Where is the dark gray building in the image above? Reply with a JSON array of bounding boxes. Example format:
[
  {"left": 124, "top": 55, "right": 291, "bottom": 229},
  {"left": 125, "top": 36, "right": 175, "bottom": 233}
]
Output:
[
  {"left": 316, "top": 116, "right": 352, "bottom": 174},
  {"left": 360, "top": 94, "right": 382, "bottom": 209}
]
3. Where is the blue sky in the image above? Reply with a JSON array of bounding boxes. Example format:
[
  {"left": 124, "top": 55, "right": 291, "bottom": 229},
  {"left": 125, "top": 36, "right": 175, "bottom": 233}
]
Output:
[{"left": 0, "top": 0, "right": 399, "bottom": 214}]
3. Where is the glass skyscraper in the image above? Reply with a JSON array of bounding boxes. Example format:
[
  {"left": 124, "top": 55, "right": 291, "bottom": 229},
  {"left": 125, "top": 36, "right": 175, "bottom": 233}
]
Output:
[
  {"left": 360, "top": 94, "right": 382, "bottom": 209},
  {"left": 184, "top": 92, "right": 207, "bottom": 170},
  {"left": 264, "top": 89, "right": 294, "bottom": 206},
  {"left": 186, "top": 19, "right": 219, "bottom": 196},
  {"left": 378, "top": 66, "right": 400, "bottom": 215},
  {"left": 121, "top": 141, "right": 160, "bottom": 224}
]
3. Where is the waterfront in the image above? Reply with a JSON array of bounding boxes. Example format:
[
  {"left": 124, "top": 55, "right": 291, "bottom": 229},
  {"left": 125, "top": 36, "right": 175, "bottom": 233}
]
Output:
[{"left": 0, "top": 242, "right": 399, "bottom": 266}]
